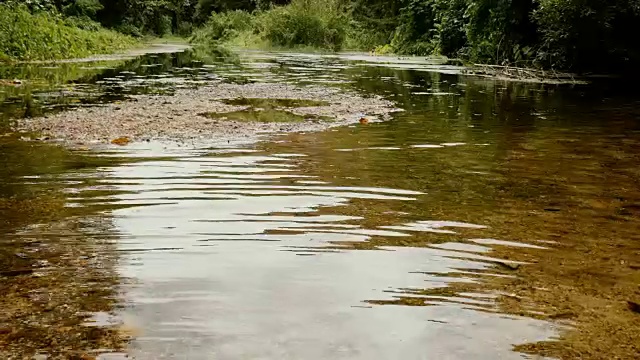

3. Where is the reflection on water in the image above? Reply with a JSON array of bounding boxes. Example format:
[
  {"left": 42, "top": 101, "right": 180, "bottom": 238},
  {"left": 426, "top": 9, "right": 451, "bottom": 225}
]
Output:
[
  {"left": 2, "top": 49, "right": 640, "bottom": 359},
  {"left": 75, "top": 143, "right": 553, "bottom": 360}
]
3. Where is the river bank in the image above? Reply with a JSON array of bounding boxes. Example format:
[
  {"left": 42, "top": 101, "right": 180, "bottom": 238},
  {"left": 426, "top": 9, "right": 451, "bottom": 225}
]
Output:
[
  {"left": 0, "top": 4, "right": 138, "bottom": 63},
  {"left": 17, "top": 42, "right": 192, "bottom": 65}
]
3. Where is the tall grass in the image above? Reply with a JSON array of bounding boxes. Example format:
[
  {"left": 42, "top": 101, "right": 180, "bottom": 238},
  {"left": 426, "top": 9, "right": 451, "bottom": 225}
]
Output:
[
  {"left": 0, "top": 4, "right": 138, "bottom": 62},
  {"left": 257, "top": 0, "right": 347, "bottom": 51},
  {"left": 191, "top": 0, "right": 351, "bottom": 52},
  {"left": 190, "top": 10, "right": 256, "bottom": 45}
]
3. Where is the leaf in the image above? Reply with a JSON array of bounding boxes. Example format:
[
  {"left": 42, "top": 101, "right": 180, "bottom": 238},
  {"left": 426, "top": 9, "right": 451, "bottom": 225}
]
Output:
[{"left": 110, "top": 136, "right": 131, "bottom": 146}]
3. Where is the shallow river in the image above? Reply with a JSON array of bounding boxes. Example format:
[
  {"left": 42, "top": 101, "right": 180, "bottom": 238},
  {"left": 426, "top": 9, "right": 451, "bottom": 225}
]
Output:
[{"left": 1, "top": 49, "right": 639, "bottom": 359}]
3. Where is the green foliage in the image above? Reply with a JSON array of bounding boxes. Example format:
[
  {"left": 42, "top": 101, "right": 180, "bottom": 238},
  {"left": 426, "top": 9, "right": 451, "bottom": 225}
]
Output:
[
  {"left": 464, "top": 0, "right": 537, "bottom": 64},
  {"left": 372, "top": 44, "right": 394, "bottom": 55},
  {"left": 431, "top": 0, "right": 466, "bottom": 56},
  {"left": 192, "top": 0, "right": 347, "bottom": 51},
  {"left": 345, "top": 0, "right": 401, "bottom": 51},
  {"left": 194, "top": 0, "right": 256, "bottom": 23},
  {"left": 533, "top": 0, "right": 640, "bottom": 72},
  {"left": 345, "top": 21, "right": 392, "bottom": 51},
  {"left": 384, "top": 0, "right": 536, "bottom": 62},
  {"left": 0, "top": 0, "right": 57, "bottom": 12},
  {"left": 345, "top": 0, "right": 640, "bottom": 72},
  {"left": 63, "top": 16, "right": 103, "bottom": 31},
  {"left": 390, "top": 0, "right": 438, "bottom": 55},
  {"left": 155, "top": 14, "right": 174, "bottom": 36},
  {"left": 0, "top": 4, "right": 137, "bottom": 61},
  {"left": 3, "top": 0, "right": 638, "bottom": 72},
  {"left": 98, "top": 0, "right": 194, "bottom": 37},
  {"left": 256, "top": 0, "right": 347, "bottom": 50},
  {"left": 62, "top": 0, "right": 103, "bottom": 18},
  {"left": 191, "top": 10, "right": 255, "bottom": 44}
]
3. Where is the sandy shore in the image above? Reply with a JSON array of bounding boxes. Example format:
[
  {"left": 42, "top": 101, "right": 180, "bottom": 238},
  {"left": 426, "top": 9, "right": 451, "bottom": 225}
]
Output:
[{"left": 17, "top": 82, "right": 399, "bottom": 146}]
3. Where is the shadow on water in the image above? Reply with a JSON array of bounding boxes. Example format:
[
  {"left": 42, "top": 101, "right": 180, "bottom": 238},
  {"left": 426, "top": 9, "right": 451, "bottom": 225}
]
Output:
[{"left": 1, "top": 49, "right": 640, "bottom": 359}]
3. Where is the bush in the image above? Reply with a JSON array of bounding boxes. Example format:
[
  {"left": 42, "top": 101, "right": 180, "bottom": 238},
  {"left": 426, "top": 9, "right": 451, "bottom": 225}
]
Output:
[
  {"left": 431, "top": 0, "right": 467, "bottom": 56},
  {"left": 187, "top": 0, "right": 640, "bottom": 73},
  {"left": 154, "top": 14, "right": 173, "bottom": 36},
  {"left": 346, "top": 0, "right": 401, "bottom": 51},
  {"left": 0, "top": 0, "right": 56, "bottom": 13},
  {"left": 389, "top": 0, "right": 437, "bottom": 56},
  {"left": 256, "top": 0, "right": 347, "bottom": 50},
  {"left": 62, "top": 0, "right": 103, "bottom": 18},
  {"left": 64, "top": 16, "right": 102, "bottom": 31},
  {"left": 533, "top": 0, "right": 640, "bottom": 72},
  {"left": 191, "top": 10, "right": 255, "bottom": 45},
  {"left": 176, "top": 21, "right": 194, "bottom": 37},
  {"left": 115, "top": 22, "right": 144, "bottom": 37},
  {"left": 345, "top": 20, "right": 393, "bottom": 51},
  {"left": 192, "top": 0, "right": 347, "bottom": 51},
  {"left": 0, "top": 4, "right": 137, "bottom": 61}
]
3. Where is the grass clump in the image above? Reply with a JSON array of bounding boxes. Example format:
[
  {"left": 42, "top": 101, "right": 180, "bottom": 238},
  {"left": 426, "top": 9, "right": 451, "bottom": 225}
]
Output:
[
  {"left": 191, "top": 0, "right": 348, "bottom": 51},
  {"left": 256, "top": 0, "right": 347, "bottom": 51},
  {"left": 0, "top": 4, "right": 138, "bottom": 62},
  {"left": 190, "top": 10, "right": 256, "bottom": 45}
]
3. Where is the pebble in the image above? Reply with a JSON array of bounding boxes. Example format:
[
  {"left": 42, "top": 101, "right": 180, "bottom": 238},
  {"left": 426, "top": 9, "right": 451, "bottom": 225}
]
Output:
[{"left": 16, "top": 83, "right": 399, "bottom": 144}]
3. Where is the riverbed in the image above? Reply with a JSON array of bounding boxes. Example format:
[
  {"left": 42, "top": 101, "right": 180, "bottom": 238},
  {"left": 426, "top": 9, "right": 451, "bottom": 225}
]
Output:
[{"left": 1, "top": 48, "right": 639, "bottom": 359}]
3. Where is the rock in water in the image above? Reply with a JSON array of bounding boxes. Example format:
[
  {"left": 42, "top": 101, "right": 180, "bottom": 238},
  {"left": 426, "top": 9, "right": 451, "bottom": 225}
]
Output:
[{"left": 110, "top": 136, "right": 131, "bottom": 146}]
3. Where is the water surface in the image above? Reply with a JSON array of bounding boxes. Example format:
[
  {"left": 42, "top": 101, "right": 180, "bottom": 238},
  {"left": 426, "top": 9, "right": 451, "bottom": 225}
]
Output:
[{"left": 2, "top": 49, "right": 639, "bottom": 359}]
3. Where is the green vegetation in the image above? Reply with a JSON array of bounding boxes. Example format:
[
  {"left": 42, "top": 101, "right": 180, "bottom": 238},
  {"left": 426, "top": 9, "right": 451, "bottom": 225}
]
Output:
[
  {"left": 349, "top": 0, "right": 640, "bottom": 73},
  {"left": 190, "top": 10, "right": 256, "bottom": 46},
  {"left": 256, "top": 0, "right": 346, "bottom": 51},
  {"left": 190, "top": 0, "right": 640, "bottom": 74},
  {"left": 191, "top": 0, "right": 346, "bottom": 51},
  {"left": 1, "top": 0, "right": 639, "bottom": 72},
  {"left": 0, "top": 3, "right": 137, "bottom": 62}
]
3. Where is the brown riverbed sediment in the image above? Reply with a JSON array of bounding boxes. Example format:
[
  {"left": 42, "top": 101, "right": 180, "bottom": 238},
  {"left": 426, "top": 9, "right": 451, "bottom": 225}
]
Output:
[
  {"left": 16, "top": 83, "right": 399, "bottom": 145},
  {"left": 6, "top": 48, "right": 640, "bottom": 360},
  {"left": 0, "top": 218, "right": 127, "bottom": 360}
]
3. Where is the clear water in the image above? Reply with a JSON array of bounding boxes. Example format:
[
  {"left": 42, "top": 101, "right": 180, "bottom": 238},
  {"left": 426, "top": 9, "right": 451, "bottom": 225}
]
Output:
[{"left": 2, "top": 49, "right": 639, "bottom": 359}]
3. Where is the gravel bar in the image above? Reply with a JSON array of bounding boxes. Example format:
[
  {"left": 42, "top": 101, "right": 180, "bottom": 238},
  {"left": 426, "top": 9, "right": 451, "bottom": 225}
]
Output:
[{"left": 17, "top": 83, "right": 400, "bottom": 145}]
